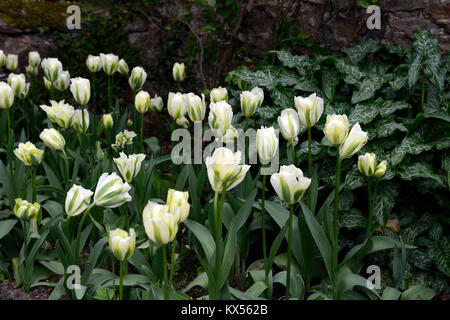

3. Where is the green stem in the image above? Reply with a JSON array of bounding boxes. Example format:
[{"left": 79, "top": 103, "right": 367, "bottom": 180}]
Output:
[
  {"left": 307, "top": 127, "right": 312, "bottom": 206},
  {"left": 111, "top": 254, "right": 116, "bottom": 296},
  {"left": 31, "top": 167, "right": 36, "bottom": 203},
  {"left": 92, "top": 73, "right": 96, "bottom": 115},
  {"left": 119, "top": 261, "right": 124, "bottom": 300},
  {"left": 332, "top": 155, "right": 342, "bottom": 300},
  {"left": 6, "top": 107, "right": 10, "bottom": 143},
  {"left": 291, "top": 140, "right": 296, "bottom": 165},
  {"left": 261, "top": 171, "right": 269, "bottom": 296},
  {"left": 74, "top": 203, "right": 95, "bottom": 264},
  {"left": 140, "top": 113, "right": 144, "bottom": 153},
  {"left": 163, "top": 245, "right": 169, "bottom": 300},
  {"left": 62, "top": 149, "right": 70, "bottom": 189},
  {"left": 286, "top": 204, "right": 294, "bottom": 300},
  {"left": 108, "top": 75, "right": 111, "bottom": 113},
  {"left": 168, "top": 240, "right": 176, "bottom": 299},
  {"left": 214, "top": 191, "right": 226, "bottom": 300},
  {"left": 364, "top": 177, "right": 373, "bottom": 241}
]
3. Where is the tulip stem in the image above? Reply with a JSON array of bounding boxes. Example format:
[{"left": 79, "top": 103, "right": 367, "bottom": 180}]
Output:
[
  {"left": 74, "top": 203, "right": 95, "bottom": 265},
  {"left": 286, "top": 204, "right": 294, "bottom": 300},
  {"left": 364, "top": 177, "right": 373, "bottom": 241},
  {"left": 140, "top": 113, "right": 144, "bottom": 153},
  {"left": 307, "top": 127, "right": 312, "bottom": 206},
  {"left": 214, "top": 191, "right": 226, "bottom": 300},
  {"left": 111, "top": 254, "right": 116, "bottom": 296},
  {"left": 119, "top": 261, "right": 124, "bottom": 300},
  {"left": 261, "top": 170, "right": 269, "bottom": 297},
  {"left": 6, "top": 108, "right": 10, "bottom": 144},
  {"left": 291, "top": 140, "right": 296, "bottom": 165},
  {"left": 92, "top": 73, "right": 96, "bottom": 115},
  {"left": 332, "top": 155, "right": 341, "bottom": 300},
  {"left": 162, "top": 244, "right": 169, "bottom": 300},
  {"left": 169, "top": 240, "right": 176, "bottom": 298},
  {"left": 30, "top": 166, "right": 36, "bottom": 203},
  {"left": 62, "top": 148, "right": 70, "bottom": 189},
  {"left": 108, "top": 75, "right": 112, "bottom": 113}
]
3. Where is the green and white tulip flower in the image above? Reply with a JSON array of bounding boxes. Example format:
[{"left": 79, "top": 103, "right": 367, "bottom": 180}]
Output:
[
  {"left": 167, "top": 92, "right": 188, "bottom": 120},
  {"left": 93, "top": 172, "right": 132, "bottom": 208},
  {"left": 72, "top": 109, "right": 90, "bottom": 133},
  {"left": 43, "top": 77, "right": 53, "bottom": 90},
  {"left": 270, "top": 165, "right": 311, "bottom": 204},
  {"left": 41, "top": 58, "right": 62, "bottom": 82},
  {"left": 7, "top": 73, "right": 28, "bottom": 98},
  {"left": 65, "top": 184, "right": 94, "bottom": 217},
  {"left": 100, "top": 53, "right": 119, "bottom": 75},
  {"left": 374, "top": 160, "right": 387, "bottom": 179},
  {"left": 294, "top": 93, "right": 324, "bottom": 128},
  {"left": 208, "top": 101, "right": 233, "bottom": 139},
  {"left": 109, "top": 228, "right": 136, "bottom": 261},
  {"left": 111, "top": 130, "right": 137, "bottom": 151},
  {"left": 113, "top": 152, "right": 146, "bottom": 183},
  {"left": 39, "top": 128, "right": 65, "bottom": 151},
  {"left": 240, "top": 87, "right": 264, "bottom": 118},
  {"left": 128, "top": 66, "right": 147, "bottom": 91},
  {"left": 256, "top": 126, "right": 278, "bottom": 162},
  {"left": 210, "top": 86, "right": 228, "bottom": 103},
  {"left": 277, "top": 108, "right": 300, "bottom": 143},
  {"left": 39, "top": 100, "right": 75, "bottom": 128},
  {"left": 0, "top": 82, "right": 14, "bottom": 109},
  {"left": 53, "top": 70, "right": 70, "bottom": 92},
  {"left": 14, "top": 198, "right": 40, "bottom": 220},
  {"left": 6, "top": 54, "right": 18, "bottom": 71},
  {"left": 135, "top": 90, "right": 150, "bottom": 113},
  {"left": 86, "top": 55, "right": 102, "bottom": 73},
  {"left": 143, "top": 201, "right": 179, "bottom": 245},
  {"left": 102, "top": 113, "right": 114, "bottom": 129},
  {"left": 166, "top": 189, "right": 190, "bottom": 223},
  {"left": 0, "top": 50, "right": 5, "bottom": 67},
  {"left": 150, "top": 94, "right": 163, "bottom": 112},
  {"left": 358, "top": 153, "right": 376, "bottom": 177},
  {"left": 176, "top": 115, "right": 189, "bottom": 129},
  {"left": 323, "top": 114, "right": 349, "bottom": 146},
  {"left": 172, "top": 62, "right": 185, "bottom": 82},
  {"left": 205, "top": 147, "right": 250, "bottom": 193},
  {"left": 14, "top": 142, "right": 44, "bottom": 166},
  {"left": 187, "top": 93, "right": 206, "bottom": 122},
  {"left": 339, "top": 123, "right": 368, "bottom": 159},
  {"left": 222, "top": 126, "right": 239, "bottom": 144},
  {"left": 70, "top": 77, "right": 91, "bottom": 106},
  {"left": 118, "top": 59, "right": 129, "bottom": 75},
  {"left": 28, "top": 51, "right": 41, "bottom": 68},
  {"left": 26, "top": 65, "right": 39, "bottom": 77}
]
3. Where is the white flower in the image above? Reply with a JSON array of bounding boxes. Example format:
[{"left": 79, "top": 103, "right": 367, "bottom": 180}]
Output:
[
  {"left": 111, "top": 130, "right": 137, "bottom": 151},
  {"left": 143, "top": 201, "right": 179, "bottom": 245},
  {"left": 172, "top": 62, "right": 186, "bottom": 82},
  {"left": 28, "top": 51, "right": 41, "bottom": 68},
  {"left": 41, "top": 58, "right": 62, "bottom": 82},
  {"left": 94, "top": 172, "right": 132, "bottom": 208},
  {"left": 210, "top": 86, "right": 228, "bottom": 102},
  {"left": 270, "top": 165, "right": 311, "bottom": 204},
  {"left": 135, "top": 90, "right": 150, "bottom": 113},
  {"left": 39, "top": 128, "right": 65, "bottom": 151},
  {"left": 7, "top": 73, "right": 27, "bottom": 97},
  {"left": 0, "top": 81, "right": 14, "bottom": 109},
  {"left": 102, "top": 113, "right": 114, "bottom": 129},
  {"left": 208, "top": 100, "right": 233, "bottom": 138},
  {"left": 166, "top": 189, "right": 190, "bottom": 223},
  {"left": 100, "top": 53, "right": 119, "bottom": 75},
  {"left": 187, "top": 93, "right": 206, "bottom": 122},
  {"left": 277, "top": 108, "right": 300, "bottom": 142},
  {"left": 53, "top": 70, "right": 70, "bottom": 91},
  {"left": 256, "top": 126, "right": 278, "bottom": 162},
  {"left": 294, "top": 93, "right": 324, "bottom": 128},
  {"left": 167, "top": 92, "right": 188, "bottom": 120},
  {"left": 0, "top": 50, "right": 5, "bottom": 67},
  {"left": 150, "top": 94, "right": 163, "bottom": 112},
  {"left": 109, "top": 228, "right": 136, "bottom": 261},
  {"left": 39, "top": 100, "right": 75, "bottom": 128},
  {"left": 118, "top": 59, "right": 129, "bottom": 75},
  {"left": 86, "top": 55, "right": 102, "bottom": 73},
  {"left": 113, "top": 152, "right": 146, "bottom": 183},
  {"left": 65, "top": 185, "right": 94, "bottom": 217},
  {"left": 176, "top": 115, "right": 189, "bottom": 128},
  {"left": 14, "top": 142, "right": 44, "bottom": 166},
  {"left": 14, "top": 198, "right": 40, "bottom": 220},
  {"left": 358, "top": 153, "right": 376, "bottom": 177},
  {"left": 128, "top": 66, "right": 147, "bottom": 91},
  {"left": 323, "top": 114, "right": 349, "bottom": 146},
  {"left": 222, "top": 126, "right": 239, "bottom": 144},
  {"left": 72, "top": 109, "right": 90, "bottom": 133},
  {"left": 241, "top": 87, "right": 264, "bottom": 117},
  {"left": 6, "top": 54, "right": 18, "bottom": 71},
  {"left": 339, "top": 123, "right": 368, "bottom": 159},
  {"left": 70, "top": 77, "right": 91, "bottom": 105},
  {"left": 205, "top": 147, "right": 250, "bottom": 193},
  {"left": 374, "top": 161, "right": 387, "bottom": 179}
]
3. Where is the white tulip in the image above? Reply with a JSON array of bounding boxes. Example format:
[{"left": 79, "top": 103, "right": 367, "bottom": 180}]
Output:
[
  {"left": 358, "top": 153, "right": 376, "bottom": 177},
  {"left": 241, "top": 87, "right": 264, "bottom": 117},
  {"left": 72, "top": 109, "right": 90, "bottom": 133},
  {"left": 176, "top": 115, "right": 189, "bottom": 128},
  {"left": 277, "top": 108, "right": 300, "bottom": 142},
  {"left": 323, "top": 114, "right": 349, "bottom": 146},
  {"left": 25, "top": 65, "right": 39, "bottom": 77},
  {"left": 205, "top": 147, "right": 250, "bottom": 193},
  {"left": 172, "top": 62, "right": 186, "bottom": 82},
  {"left": 70, "top": 77, "right": 91, "bottom": 105},
  {"left": 256, "top": 126, "right": 278, "bottom": 162},
  {"left": 339, "top": 123, "right": 368, "bottom": 159},
  {"left": 374, "top": 160, "right": 387, "bottom": 179},
  {"left": 294, "top": 93, "right": 324, "bottom": 128},
  {"left": 39, "top": 128, "right": 65, "bottom": 151},
  {"left": 94, "top": 172, "right": 132, "bottom": 208},
  {"left": 187, "top": 93, "right": 206, "bottom": 122},
  {"left": 100, "top": 53, "right": 119, "bottom": 75},
  {"left": 86, "top": 55, "right": 102, "bottom": 73},
  {"left": 150, "top": 94, "right": 163, "bottom": 112},
  {"left": 65, "top": 184, "right": 94, "bottom": 217},
  {"left": 113, "top": 152, "right": 146, "bottom": 183},
  {"left": 6, "top": 54, "right": 18, "bottom": 71},
  {"left": 143, "top": 201, "right": 179, "bottom": 245},
  {"left": 0, "top": 50, "right": 5, "bottom": 67},
  {"left": 166, "top": 189, "right": 190, "bottom": 223},
  {"left": 7, "top": 73, "right": 27, "bottom": 97},
  {"left": 128, "top": 66, "right": 147, "bottom": 91},
  {"left": 208, "top": 100, "right": 233, "bottom": 138},
  {"left": 28, "top": 51, "right": 41, "bottom": 68},
  {"left": 222, "top": 126, "right": 239, "bottom": 144},
  {"left": 41, "top": 58, "right": 62, "bottom": 82},
  {"left": 270, "top": 165, "right": 311, "bottom": 204},
  {"left": 0, "top": 82, "right": 15, "bottom": 108},
  {"left": 102, "top": 113, "right": 114, "bottom": 129},
  {"left": 167, "top": 92, "right": 188, "bottom": 120},
  {"left": 109, "top": 228, "right": 136, "bottom": 261},
  {"left": 53, "top": 70, "right": 70, "bottom": 91},
  {"left": 39, "top": 100, "right": 75, "bottom": 128},
  {"left": 14, "top": 198, "right": 40, "bottom": 220},
  {"left": 210, "top": 86, "right": 228, "bottom": 102},
  {"left": 118, "top": 59, "right": 129, "bottom": 75},
  {"left": 135, "top": 90, "right": 150, "bottom": 113},
  {"left": 14, "top": 142, "right": 44, "bottom": 166},
  {"left": 111, "top": 130, "right": 137, "bottom": 151}
]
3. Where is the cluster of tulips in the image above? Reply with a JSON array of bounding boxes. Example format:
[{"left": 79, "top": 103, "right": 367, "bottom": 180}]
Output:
[{"left": 0, "top": 47, "right": 389, "bottom": 300}]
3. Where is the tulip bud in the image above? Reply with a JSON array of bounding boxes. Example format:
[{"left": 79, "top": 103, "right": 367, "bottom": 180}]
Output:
[
  {"left": 241, "top": 87, "right": 264, "bottom": 118},
  {"left": 0, "top": 82, "right": 15, "bottom": 109},
  {"left": 135, "top": 90, "right": 150, "bottom": 113},
  {"left": 323, "top": 114, "right": 349, "bottom": 146},
  {"left": 96, "top": 141, "right": 104, "bottom": 161},
  {"left": 374, "top": 160, "right": 387, "bottom": 179},
  {"left": 65, "top": 184, "right": 94, "bottom": 217},
  {"left": 210, "top": 86, "right": 228, "bottom": 102},
  {"left": 0, "top": 50, "right": 5, "bottom": 67},
  {"left": 26, "top": 65, "right": 39, "bottom": 77},
  {"left": 166, "top": 189, "right": 190, "bottom": 223},
  {"left": 41, "top": 58, "right": 63, "bottom": 82},
  {"left": 118, "top": 59, "right": 129, "bottom": 75},
  {"left": 39, "top": 128, "right": 65, "bottom": 151},
  {"left": 205, "top": 147, "right": 250, "bottom": 193},
  {"left": 339, "top": 123, "right": 368, "bottom": 159},
  {"left": 43, "top": 77, "right": 53, "bottom": 90},
  {"left": 294, "top": 93, "right": 324, "bottom": 128},
  {"left": 102, "top": 113, "right": 114, "bottom": 129},
  {"left": 127, "top": 119, "right": 133, "bottom": 128},
  {"left": 277, "top": 108, "right": 300, "bottom": 142},
  {"left": 167, "top": 92, "right": 188, "bottom": 120},
  {"left": 237, "top": 78, "right": 249, "bottom": 91},
  {"left": 70, "top": 77, "right": 91, "bottom": 105},
  {"left": 113, "top": 152, "right": 146, "bottom": 183},
  {"left": 150, "top": 94, "right": 163, "bottom": 112},
  {"left": 111, "top": 130, "right": 137, "bottom": 151},
  {"left": 7, "top": 73, "right": 27, "bottom": 97},
  {"left": 72, "top": 109, "right": 90, "bottom": 133},
  {"left": 28, "top": 51, "right": 41, "bottom": 68},
  {"left": 176, "top": 115, "right": 189, "bottom": 128},
  {"left": 208, "top": 101, "right": 233, "bottom": 138},
  {"left": 256, "top": 126, "right": 278, "bottom": 162},
  {"left": 222, "top": 126, "right": 239, "bottom": 144},
  {"left": 143, "top": 201, "right": 179, "bottom": 245},
  {"left": 270, "top": 165, "right": 311, "bottom": 204},
  {"left": 14, "top": 142, "right": 44, "bottom": 166},
  {"left": 39, "top": 100, "right": 75, "bottom": 128},
  {"left": 128, "top": 66, "right": 147, "bottom": 91},
  {"left": 86, "top": 55, "right": 102, "bottom": 73},
  {"left": 358, "top": 153, "right": 376, "bottom": 177},
  {"left": 109, "top": 228, "right": 136, "bottom": 261},
  {"left": 187, "top": 93, "right": 206, "bottom": 122},
  {"left": 94, "top": 172, "right": 132, "bottom": 208},
  {"left": 14, "top": 198, "right": 40, "bottom": 220},
  {"left": 172, "top": 62, "right": 185, "bottom": 82},
  {"left": 53, "top": 70, "right": 70, "bottom": 92},
  {"left": 6, "top": 54, "right": 18, "bottom": 71},
  {"left": 100, "top": 53, "right": 119, "bottom": 75}
]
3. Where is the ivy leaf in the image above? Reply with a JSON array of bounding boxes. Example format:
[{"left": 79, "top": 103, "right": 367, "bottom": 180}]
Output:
[
  {"left": 398, "top": 162, "right": 446, "bottom": 187},
  {"left": 427, "top": 238, "right": 450, "bottom": 277},
  {"left": 379, "top": 100, "right": 411, "bottom": 117},
  {"left": 321, "top": 69, "right": 340, "bottom": 100},
  {"left": 351, "top": 75, "right": 384, "bottom": 104},
  {"left": 349, "top": 99, "right": 381, "bottom": 125},
  {"left": 373, "top": 181, "right": 398, "bottom": 226}
]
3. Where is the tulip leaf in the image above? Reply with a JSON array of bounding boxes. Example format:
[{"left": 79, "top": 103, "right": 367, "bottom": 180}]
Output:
[
  {"left": 182, "top": 272, "right": 208, "bottom": 293},
  {"left": 184, "top": 219, "right": 215, "bottom": 261},
  {"left": 401, "top": 285, "right": 436, "bottom": 300},
  {"left": 381, "top": 286, "right": 402, "bottom": 300},
  {"left": 229, "top": 286, "right": 265, "bottom": 300},
  {"left": 81, "top": 236, "right": 108, "bottom": 285},
  {"left": 0, "top": 219, "right": 17, "bottom": 240},
  {"left": 218, "top": 221, "right": 237, "bottom": 289}
]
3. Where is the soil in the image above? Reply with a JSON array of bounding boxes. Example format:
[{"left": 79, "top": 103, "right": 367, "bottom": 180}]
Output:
[{"left": 0, "top": 279, "right": 52, "bottom": 300}]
